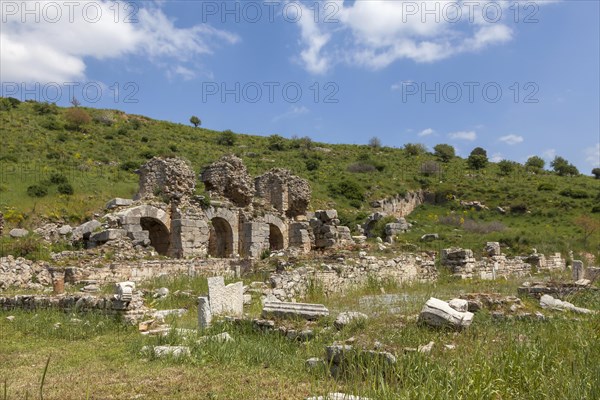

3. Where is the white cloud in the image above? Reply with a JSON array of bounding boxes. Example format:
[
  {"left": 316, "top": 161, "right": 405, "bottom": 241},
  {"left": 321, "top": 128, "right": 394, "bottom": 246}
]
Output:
[
  {"left": 449, "top": 130, "right": 477, "bottom": 141},
  {"left": 490, "top": 153, "right": 503, "bottom": 162},
  {"left": 391, "top": 80, "right": 414, "bottom": 91},
  {"left": 271, "top": 105, "right": 309, "bottom": 123},
  {"left": 295, "top": 0, "right": 523, "bottom": 73},
  {"left": 499, "top": 134, "right": 524, "bottom": 145},
  {"left": 0, "top": 1, "right": 239, "bottom": 83},
  {"left": 542, "top": 149, "right": 557, "bottom": 160},
  {"left": 584, "top": 143, "right": 600, "bottom": 167},
  {"left": 418, "top": 128, "right": 435, "bottom": 137}
]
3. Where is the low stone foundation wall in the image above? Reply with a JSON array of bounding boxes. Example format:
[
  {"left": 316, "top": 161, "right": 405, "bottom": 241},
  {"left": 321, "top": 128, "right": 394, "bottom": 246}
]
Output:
[
  {"left": 0, "top": 292, "right": 149, "bottom": 322},
  {"left": 267, "top": 253, "right": 437, "bottom": 301},
  {"left": 1, "top": 256, "right": 252, "bottom": 291}
]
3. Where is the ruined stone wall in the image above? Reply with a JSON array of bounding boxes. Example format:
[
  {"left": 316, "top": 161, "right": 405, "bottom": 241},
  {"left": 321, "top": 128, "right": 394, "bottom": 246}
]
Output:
[
  {"left": 441, "top": 246, "right": 565, "bottom": 279},
  {"left": 369, "top": 190, "right": 429, "bottom": 217},
  {"left": 267, "top": 253, "right": 437, "bottom": 301},
  {"left": 0, "top": 257, "right": 251, "bottom": 292},
  {"left": 135, "top": 157, "right": 196, "bottom": 201}
]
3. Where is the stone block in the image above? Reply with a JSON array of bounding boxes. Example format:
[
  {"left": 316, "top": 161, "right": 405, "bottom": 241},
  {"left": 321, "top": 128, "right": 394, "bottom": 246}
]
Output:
[
  {"left": 419, "top": 297, "right": 474, "bottom": 329},
  {"left": 106, "top": 198, "right": 133, "bottom": 209},
  {"left": 90, "top": 229, "right": 127, "bottom": 243},
  {"left": 207, "top": 276, "right": 244, "bottom": 318},
  {"left": 9, "top": 229, "right": 29, "bottom": 238},
  {"left": 198, "top": 296, "right": 212, "bottom": 329},
  {"left": 262, "top": 301, "right": 329, "bottom": 320},
  {"left": 572, "top": 260, "right": 584, "bottom": 281},
  {"left": 115, "top": 281, "right": 135, "bottom": 302}
]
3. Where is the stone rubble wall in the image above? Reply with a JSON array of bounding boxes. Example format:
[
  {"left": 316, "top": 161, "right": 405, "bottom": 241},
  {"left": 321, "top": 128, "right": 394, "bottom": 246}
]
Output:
[
  {"left": 369, "top": 190, "right": 431, "bottom": 217},
  {"left": 0, "top": 256, "right": 251, "bottom": 292},
  {"left": 441, "top": 246, "right": 566, "bottom": 279},
  {"left": 267, "top": 253, "right": 437, "bottom": 301},
  {"left": 310, "top": 210, "right": 353, "bottom": 249}
]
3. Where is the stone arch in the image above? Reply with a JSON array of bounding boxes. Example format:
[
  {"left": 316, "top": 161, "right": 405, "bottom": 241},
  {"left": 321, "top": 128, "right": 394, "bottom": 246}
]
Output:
[
  {"left": 205, "top": 208, "right": 239, "bottom": 257},
  {"left": 140, "top": 217, "right": 170, "bottom": 255},
  {"left": 263, "top": 214, "right": 288, "bottom": 250},
  {"left": 208, "top": 217, "right": 234, "bottom": 257},
  {"left": 118, "top": 205, "right": 172, "bottom": 255}
]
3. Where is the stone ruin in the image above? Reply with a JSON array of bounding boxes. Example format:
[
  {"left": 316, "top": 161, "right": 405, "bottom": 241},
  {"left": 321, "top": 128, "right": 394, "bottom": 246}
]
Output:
[{"left": 79, "top": 155, "right": 353, "bottom": 260}]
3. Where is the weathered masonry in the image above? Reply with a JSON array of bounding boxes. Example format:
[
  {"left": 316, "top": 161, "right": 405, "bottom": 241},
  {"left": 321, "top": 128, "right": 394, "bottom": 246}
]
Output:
[{"left": 92, "top": 155, "right": 352, "bottom": 259}]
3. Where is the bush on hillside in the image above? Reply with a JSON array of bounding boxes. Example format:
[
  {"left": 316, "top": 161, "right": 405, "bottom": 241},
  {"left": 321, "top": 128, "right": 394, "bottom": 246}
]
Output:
[
  {"left": 328, "top": 179, "right": 365, "bottom": 202},
  {"left": 57, "top": 183, "right": 74, "bottom": 195},
  {"left": 433, "top": 144, "right": 455, "bottom": 162},
  {"left": 27, "top": 184, "right": 48, "bottom": 198},
  {"left": 64, "top": 107, "right": 91, "bottom": 130},
  {"left": 217, "top": 130, "right": 236, "bottom": 146}
]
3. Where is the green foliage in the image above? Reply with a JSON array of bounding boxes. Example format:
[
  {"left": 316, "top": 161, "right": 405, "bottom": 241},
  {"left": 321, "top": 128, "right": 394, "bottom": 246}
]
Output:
[
  {"left": 216, "top": 130, "right": 236, "bottom": 146},
  {"left": 537, "top": 183, "right": 556, "bottom": 191},
  {"left": 305, "top": 158, "right": 320, "bottom": 171},
  {"left": 551, "top": 156, "right": 579, "bottom": 176},
  {"left": 190, "top": 115, "right": 201, "bottom": 127},
  {"left": 467, "top": 147, "right": 488, "bottom": 170},
  {"left": 49, "top": 173, "right": 68, "bottom": 185},
  {"left": 404, "top": 143, "right": 427, "bottom": 156},
  {"left": 433, "top": 143, "right": 455, "bottom": 162},
  {"left": 64, "top": 107, "right": 91, "bottom": 130},
  {"left": 559, "top": 188, "right": 590, "bottom": 199},
  {"left": 525, "top": 155, "right": 545, "bottom": 171},
  {"left": 26, "top": 184, "right": 48, "bottom": 198},
  {"left": 592, "top": 168, "right": 600, "bottom": 179},
  {"left": 328, "top": 179, "right": 365, "bottom": 202},
  {"left": 267, "top": 134, "right": 286, "bottom": 151},
  {"left": 290, "top": 136, "right": 313, "bottom": 150},
  {"left": 120, "top": 161, "right": 140, "bottom": 172},
  {"left": 368, "top": 215, "right": 397, "bottom": 239},
  {"left": 33, "top": 102, "right": 59, "bottom": 115},
  {"left": 420, "top": 160, "right": 441, "bottom": 176},
  {"left": 57, "top": 183, "right": 74, "bottom": 195},
  {"left": 497, "top": 160, "right": 517, "bottom": 176},
  {"left": 0, "top": 97, "right": 21, "bottom": 111}
]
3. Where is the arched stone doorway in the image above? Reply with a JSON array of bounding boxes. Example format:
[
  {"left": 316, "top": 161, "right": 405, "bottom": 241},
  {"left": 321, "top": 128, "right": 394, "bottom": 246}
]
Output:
[
  {"left": 140, "top": 217, "right": 171, "bottom": 256},
  {"left": 268, "top": 224, "right": 284, "bottom": 251},
  {"left": 208, "top": 217, "right": 234, "bottom": 258}
]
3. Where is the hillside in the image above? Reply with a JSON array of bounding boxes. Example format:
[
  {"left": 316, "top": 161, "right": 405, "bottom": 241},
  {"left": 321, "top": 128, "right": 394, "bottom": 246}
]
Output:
[{"left": 0, "top": 98, "right": 598, "bottom": 259}]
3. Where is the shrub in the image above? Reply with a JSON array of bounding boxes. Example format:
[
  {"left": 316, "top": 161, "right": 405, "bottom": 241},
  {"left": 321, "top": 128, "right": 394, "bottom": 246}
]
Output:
[
  {"left": 591, "top": 205, "right": 600, "bottom": 213},
  {"left": 305, "top": 159, "right": 320, "bottom": 171},
  {"left": 559, "top": 188, "right": 590, "bottom": 199},
  {"left": 592, "top": 168, "right": 600, "bottom": 179},
  {"left": 291, "top": 136, "right": 313, "bottom": 150},
  {"left": 33, "top": 102, "right": 58, "bottom": 115},
  {"left": 169, "top": 144, "right": 179, "bottom": 152},
  {"left": 42, "top": 115, "right": 63, "bottom": 130},
  {"left": 64, "top": 108, "right": 91, "bottom": 130},
  {"left": 49, "top": 173, "right": 68, "bottom": 185},
  {"left": 368, "top": 216, "right": 397, "bottom": 239},
  {"left": 94, "top": 112, "right": 115, "bottom": 126},
  {"left": 27, "top": 184, "right": 48, "bottom": 197},
  {"left": 510, "top": 203, "right": 528, "bottom": 214},
  {"left": 140, "top": 151, "right": 154, "bottom": 159},
  {"left": 420, "top": 161, "right": 441, "bottom": 176},
  {"left": 120, "top": 161, "right": 139, "bottom": 172},
  {"left": 217, "top": 130, "right": 236, "bottom": 146},
  {"left": 267, "top": 135, "right": 286, "bottom": 151},
  {"left": 328, "top": 179, "right": 364, "bottom": 202},
  {"left": 497, "top": 160, "right": 516, "bottom": 176},
  {"left": 404, "top": 143, "right": 427, "bottom": 156},
  {"left": 0, "top": 97, "right": 21, "bottom": 110},
  {"left": 537, "top": 183, "right": 556, "bottom": 191},
  {"left": 433, "top": 144, "right": 455, "bottom": 162},
  {"left": 347, "top": 162, "right": 377, "bottom": 173},
  {"left": 57, "top": 183, "right": 74, "bottom": 195}
]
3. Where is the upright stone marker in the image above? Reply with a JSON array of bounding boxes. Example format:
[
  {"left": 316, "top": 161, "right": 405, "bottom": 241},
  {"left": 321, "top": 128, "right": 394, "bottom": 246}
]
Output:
[
  {"left": 198, "top": 296, "right": 212, "bottom": 329},
  {"left": 572, "top": 260, "right": 584, "bottom": 281},
  {"left": 207, "top": 276, "right": 244, "bottom": 317}
]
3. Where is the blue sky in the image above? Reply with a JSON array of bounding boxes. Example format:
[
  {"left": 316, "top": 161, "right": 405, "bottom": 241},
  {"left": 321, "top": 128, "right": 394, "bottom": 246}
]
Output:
[{"left": 1, "top": 0, "right": 599, "bottom": 172}]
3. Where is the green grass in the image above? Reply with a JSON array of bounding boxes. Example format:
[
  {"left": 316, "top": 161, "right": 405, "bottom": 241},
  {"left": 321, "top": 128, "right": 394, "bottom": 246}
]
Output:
[
  {"left": 1, "top": 100, "right": 598, "bottom": 261},
  {"left": 1, "top": 274, "right": 599, "bottom": 399}
]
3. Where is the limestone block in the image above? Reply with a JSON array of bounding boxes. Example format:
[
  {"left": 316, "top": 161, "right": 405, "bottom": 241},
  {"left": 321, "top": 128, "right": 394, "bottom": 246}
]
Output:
[
  {"left": 207, "top": 276, "right": 244, "bottom": 317},
  {"left": 419, "top": 297, "right": 474, "bottom": 329}
]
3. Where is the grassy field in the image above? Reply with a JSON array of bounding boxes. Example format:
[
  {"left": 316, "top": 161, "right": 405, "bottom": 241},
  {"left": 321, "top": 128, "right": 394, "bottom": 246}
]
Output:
[
  {"left": 1, "top": 272, "right": 599, "bottom": 400},
  {"left": 1, "top": 99, "right": 599, "bottom": 263}
]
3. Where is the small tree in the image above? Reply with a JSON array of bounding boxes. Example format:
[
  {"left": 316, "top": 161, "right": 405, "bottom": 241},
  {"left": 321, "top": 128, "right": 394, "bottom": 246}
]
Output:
[
  {"left": 525, "top": 156, "right": 545, "bottom": 172},
  {"left": 190, "top": 116, "right": 201, "bottom": 128},
  {"left": 404, "top": 143, "right": 427, "bottom": 156},
  {"left": 70, "top": 96, "right": 81, "bottom": 107},
  {"left": 575, "top": 215, "right": 599, "bottom": 246},
  {"left": 368, "top": 137, "right": 382, "bottom": 148},
  {"left": 551, "top": 156, "right": 579, "bottom": 176},
  {"left": 592, "top": 168, "right": 600, "bottom": 179},
  {"left": 467, "top": 147, "right": 488, "bottom": 170},
  {"left": 433, "top": 144, "right": 455, "bottom": 162},
  {"left": 497, "top": 160, "right": 516, "bottom": 176},
  {"left": 268, "top": 134, "right": 286, "bottom": 151},
  {"left": 64, "top": 107, "right": 91, "bottom": 130}
]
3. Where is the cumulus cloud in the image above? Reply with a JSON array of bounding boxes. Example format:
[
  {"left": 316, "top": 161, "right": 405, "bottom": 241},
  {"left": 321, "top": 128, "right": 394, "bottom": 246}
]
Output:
[
  {"left": 499, "top": 134, "right": 524, "bottom": 145},
  {"left": 295, "top": 0, "right": 523, "bottom": 73},
  {"left": 0, "top": 1, "right": 239, "bottom": 83},
  {"left": 584, "top": 143, "right": 600, "bottom": 167},
  {"left": 490, "top": 153, "right": 503, "bottom": 162},
  {"left": 449, "top": 130, "right": 477, "bottom": 141},
  {"left": 418, "top": 128, "right": 435, "bottom": 137}
]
